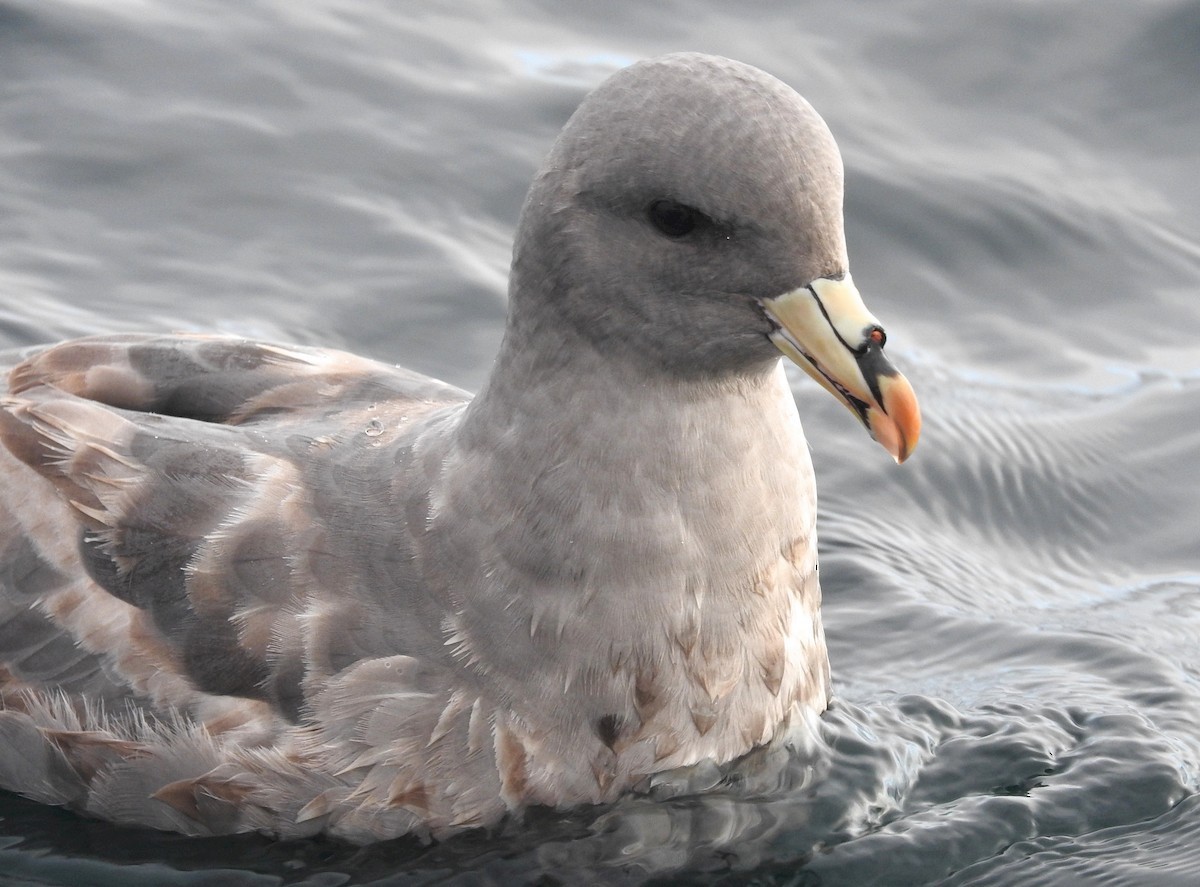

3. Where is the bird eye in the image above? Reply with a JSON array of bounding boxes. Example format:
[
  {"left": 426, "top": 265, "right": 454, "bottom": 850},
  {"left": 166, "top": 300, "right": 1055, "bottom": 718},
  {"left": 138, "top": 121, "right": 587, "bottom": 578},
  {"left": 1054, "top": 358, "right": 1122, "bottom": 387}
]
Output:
[{"left": 647, "top": 199, "right": 703, "bottom": 238}]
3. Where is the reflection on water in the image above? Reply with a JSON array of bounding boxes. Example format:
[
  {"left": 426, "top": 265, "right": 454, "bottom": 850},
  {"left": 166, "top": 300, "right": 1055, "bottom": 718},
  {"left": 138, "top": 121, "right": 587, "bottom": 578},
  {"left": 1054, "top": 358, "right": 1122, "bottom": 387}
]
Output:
[{"left": 1, "top": 0, "right": 1198, "bottom": 883}]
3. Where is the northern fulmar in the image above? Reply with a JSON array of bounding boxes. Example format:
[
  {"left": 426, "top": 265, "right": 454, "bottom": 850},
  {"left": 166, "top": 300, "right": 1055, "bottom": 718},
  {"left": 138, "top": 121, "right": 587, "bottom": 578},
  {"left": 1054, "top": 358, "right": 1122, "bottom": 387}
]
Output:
[{"left": 0, "top": 53, "right": 919, "bottom": 843}]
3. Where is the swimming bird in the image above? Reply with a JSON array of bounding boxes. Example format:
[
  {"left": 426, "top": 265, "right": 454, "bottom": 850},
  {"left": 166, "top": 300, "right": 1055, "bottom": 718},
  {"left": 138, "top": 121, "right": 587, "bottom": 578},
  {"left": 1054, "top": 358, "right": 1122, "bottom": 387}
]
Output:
[{"left": 0, "top": 53, "right": 919, "bottom": 843}]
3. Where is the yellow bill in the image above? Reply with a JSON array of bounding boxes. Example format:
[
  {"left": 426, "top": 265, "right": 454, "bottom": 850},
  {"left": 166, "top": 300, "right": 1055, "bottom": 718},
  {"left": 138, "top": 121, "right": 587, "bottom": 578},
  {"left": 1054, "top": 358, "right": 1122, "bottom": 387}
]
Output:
[{"left": 761, "top": 274, "right": 920, "bottom": 463}]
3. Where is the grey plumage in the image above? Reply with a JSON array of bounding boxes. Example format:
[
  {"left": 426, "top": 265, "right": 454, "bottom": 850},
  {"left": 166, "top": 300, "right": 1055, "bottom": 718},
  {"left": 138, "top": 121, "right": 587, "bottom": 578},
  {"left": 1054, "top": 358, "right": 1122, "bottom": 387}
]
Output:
[{"left": 0, "top": 53, "right": 915, "bottom": 843}]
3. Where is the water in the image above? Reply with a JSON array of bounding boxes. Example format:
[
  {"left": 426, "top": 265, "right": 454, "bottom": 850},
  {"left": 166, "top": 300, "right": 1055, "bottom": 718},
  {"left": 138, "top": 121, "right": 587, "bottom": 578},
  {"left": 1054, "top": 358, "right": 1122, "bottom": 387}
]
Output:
[{"left": 1, "top": 0, "right": 1198, "bottom": 883}]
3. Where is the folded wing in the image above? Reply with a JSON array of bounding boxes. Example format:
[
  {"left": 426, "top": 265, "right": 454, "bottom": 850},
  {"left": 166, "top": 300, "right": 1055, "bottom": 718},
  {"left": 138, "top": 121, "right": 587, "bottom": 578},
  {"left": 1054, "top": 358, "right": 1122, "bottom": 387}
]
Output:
[{"left": 0, "top": 334, "right": 469, "bottom": 726}]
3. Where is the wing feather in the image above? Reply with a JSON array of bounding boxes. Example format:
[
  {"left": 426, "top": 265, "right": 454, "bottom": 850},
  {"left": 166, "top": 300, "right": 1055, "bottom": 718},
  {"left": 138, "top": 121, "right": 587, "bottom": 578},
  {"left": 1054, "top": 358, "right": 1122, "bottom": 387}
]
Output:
[{"left": 0, "top": 334, "right": 469, "bottom": 728}]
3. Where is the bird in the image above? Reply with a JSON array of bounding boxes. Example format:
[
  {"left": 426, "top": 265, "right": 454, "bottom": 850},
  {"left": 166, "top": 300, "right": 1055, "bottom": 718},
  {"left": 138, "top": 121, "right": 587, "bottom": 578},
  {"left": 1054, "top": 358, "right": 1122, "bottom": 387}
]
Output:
[{"left": 0, "top": 52, "right": 919, "bottom": 844}]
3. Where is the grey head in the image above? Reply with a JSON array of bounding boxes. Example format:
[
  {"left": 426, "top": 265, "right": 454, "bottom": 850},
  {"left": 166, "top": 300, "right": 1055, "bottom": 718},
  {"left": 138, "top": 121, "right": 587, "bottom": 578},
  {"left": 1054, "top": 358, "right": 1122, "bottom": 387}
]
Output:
[{"left": 508, "top": 52, "right": 849, "bottom": 379}]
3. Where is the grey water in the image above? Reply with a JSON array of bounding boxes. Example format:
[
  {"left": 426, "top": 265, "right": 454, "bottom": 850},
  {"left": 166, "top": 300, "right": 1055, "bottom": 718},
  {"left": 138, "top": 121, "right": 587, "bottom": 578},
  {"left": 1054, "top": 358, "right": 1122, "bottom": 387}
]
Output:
[{"left": 1, "top": 0, "right": 1198, "bottom": 884}]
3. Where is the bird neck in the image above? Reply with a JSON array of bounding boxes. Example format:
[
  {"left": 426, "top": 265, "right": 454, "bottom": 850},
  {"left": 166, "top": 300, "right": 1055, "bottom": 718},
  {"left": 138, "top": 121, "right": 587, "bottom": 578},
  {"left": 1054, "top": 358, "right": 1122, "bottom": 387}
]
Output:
[
  {"left": 453, "top": 307, "right": 817, "bottom": 598},
  {"left": 433, "top": 309, "right": 825, "bottom": 770},
  {"left": 462, "top": 303, "right": 791, "bottom": 473}
]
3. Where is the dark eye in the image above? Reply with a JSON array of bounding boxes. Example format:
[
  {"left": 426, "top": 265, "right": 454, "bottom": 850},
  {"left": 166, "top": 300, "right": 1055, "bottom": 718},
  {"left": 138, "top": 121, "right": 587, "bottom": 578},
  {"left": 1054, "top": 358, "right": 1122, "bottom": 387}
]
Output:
[{"left": 647, "top": 198, "right": 703, "bottom": 238}]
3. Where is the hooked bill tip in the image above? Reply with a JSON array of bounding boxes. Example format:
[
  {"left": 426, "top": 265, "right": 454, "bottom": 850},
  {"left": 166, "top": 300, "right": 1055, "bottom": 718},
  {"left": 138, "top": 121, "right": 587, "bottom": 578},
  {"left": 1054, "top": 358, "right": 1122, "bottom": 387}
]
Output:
[{"left": 872, "top": 372, "right": 921, "bottom": 463}]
